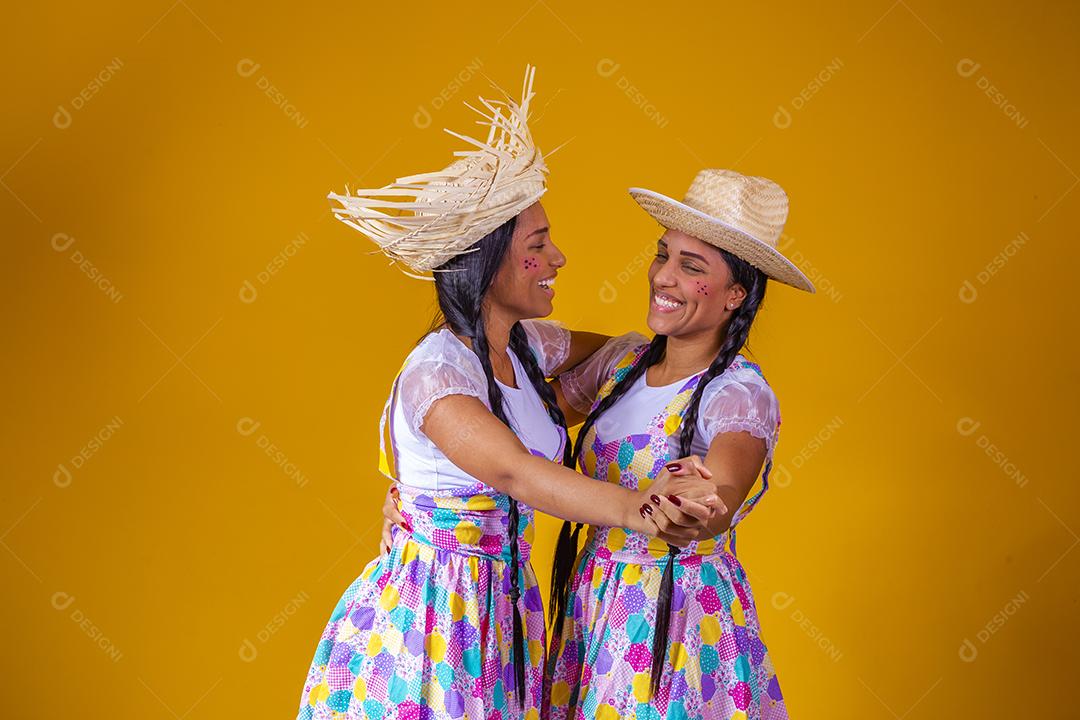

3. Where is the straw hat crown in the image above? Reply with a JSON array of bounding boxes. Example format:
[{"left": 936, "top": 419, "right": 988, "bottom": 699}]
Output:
[
  {"left": 629, "top": 169, "right": 815, "bottom": 292},
  {"left": 327, "top": 66, "right": 548, "bottom": 280}
]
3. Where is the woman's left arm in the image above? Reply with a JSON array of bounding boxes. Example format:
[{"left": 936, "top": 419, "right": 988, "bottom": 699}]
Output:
[
  {"left": 687, "top": 374, "right": 780, "bottom": 538},
  {"left": 697, "top": 431, "right": 768, "bottom": 537}
]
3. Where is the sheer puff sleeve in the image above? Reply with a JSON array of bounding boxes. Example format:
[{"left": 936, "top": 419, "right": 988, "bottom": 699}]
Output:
[
  {"left": 698, "top": 369, "right": 781, "bottom": 457},
  {"left": 396, "top": 332, "right": 487, "bottom": 437},
  {"left": 520, "top": 319, "right": 571, "bottom": 377},
  {"left": 559, "top": 331, "right": 650, "bottom": 415}
]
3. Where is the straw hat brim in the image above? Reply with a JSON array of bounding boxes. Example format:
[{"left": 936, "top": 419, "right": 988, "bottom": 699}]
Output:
[{"left": 628, "top": 187, "right": 816, "bottom": 293}]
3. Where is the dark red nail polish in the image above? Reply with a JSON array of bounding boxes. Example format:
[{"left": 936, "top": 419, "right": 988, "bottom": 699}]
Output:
[
  {"left": 650, "top": 494, "right": 662, "bottom": 505},
  {"left": 639, "top": 506, "right": 647, "bottom": 519},
  {"left": 667, "top": 495, "right": 682, "bottom": 506},
  {"left": 666, "top": 462, "right": 682, "bottom": 471},
  {"left": 641, "top": 504, "right": 654, "bottom": 516}
]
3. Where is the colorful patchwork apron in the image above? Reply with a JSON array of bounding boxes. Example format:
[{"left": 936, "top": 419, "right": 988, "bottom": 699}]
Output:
[
  {"left": 296, "top": 363, "right": 562, "bottom": 719},
  {"left": 545, "top": 346, "right": 790, "bottom": 720}
]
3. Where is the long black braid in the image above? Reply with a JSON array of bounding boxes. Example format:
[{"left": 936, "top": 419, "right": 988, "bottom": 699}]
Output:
[
  {"left": 548, "top": 245, "right": 768, "bottom": 703},
  {"left": 430, "top": 214, "right": 572, "bottom": 709},
  {"left": 508, "top": 324, "right": 574, "bottom": 471},
  {"left": 547, "top": 335, "right": 666, "bottom": 639},
  {"left": 506, "top": 319, "right": 576, "bottom": 706}
]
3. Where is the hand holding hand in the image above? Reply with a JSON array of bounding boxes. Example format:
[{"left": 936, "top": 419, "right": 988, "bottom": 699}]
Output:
[{"left": 633, "top": 456, "right": 727, "bottom": 546}]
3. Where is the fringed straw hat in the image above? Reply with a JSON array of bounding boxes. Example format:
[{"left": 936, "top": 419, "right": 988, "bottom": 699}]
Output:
[
  {"left": 327, "top": 65, "right": 549, "bottom": 280},
  {"left": 629, "top": 169, "right": 816, "bottom": 293}
]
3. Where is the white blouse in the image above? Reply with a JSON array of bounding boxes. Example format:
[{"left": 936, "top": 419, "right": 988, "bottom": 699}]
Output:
[
  {"left": 559, "top": 332, "right": 781, "bottom": 459},
  {"left": 385, "top": 320, "right": 571, "bottom": 492}
]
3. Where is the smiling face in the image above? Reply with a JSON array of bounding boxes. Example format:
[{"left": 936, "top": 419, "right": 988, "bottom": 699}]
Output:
[
  {"left": 486, "top": 202, "right": 566, "bottom": 320},
  {"left": 647, "top": 228, "right": 747, "bottom": 339}
]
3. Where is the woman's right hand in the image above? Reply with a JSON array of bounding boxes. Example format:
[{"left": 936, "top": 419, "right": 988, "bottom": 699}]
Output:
[{"left": 379, "top": 484, "right": 407, "bottom": 558}]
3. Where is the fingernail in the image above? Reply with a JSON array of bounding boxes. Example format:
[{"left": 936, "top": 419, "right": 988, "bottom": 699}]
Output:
[
  {"left": 390, "top": 487, "right": 399, "bottom": 495},
  {"left": 641, "top": 504, "right": 654, "bottom": 516},
  {"left": 399, "top": 522, "right": 409, "bottom": 531},
  {"left": 650, "top": 494, "right": 662, "bottom": 506},
  {"left": 639, "top": 506, "right": 647, "bottom": 519},
  {"left": 667, "top": 494, "right": 682, "bottom": 507},
  {"left": 666, "top": 462, "right": 682, "bottom": 471}
]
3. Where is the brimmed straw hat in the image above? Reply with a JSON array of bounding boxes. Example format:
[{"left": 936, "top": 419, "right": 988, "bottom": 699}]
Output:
[
  {"left": 629, "top": 169, "right": 815, "bottom": 293},
  {"left": 327, "top": 66, "right": 549, "bottom": 280}
]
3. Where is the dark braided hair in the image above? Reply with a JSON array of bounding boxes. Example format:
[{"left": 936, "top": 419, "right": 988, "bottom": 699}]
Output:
[
  {"left": 548, "top": 244, "right": 768, "bottom": 702},
  {"left": 509, "top": 325, "right": 574, "bottom": 470},
  {"left": 430, "top": 214, "right": 571, "bottom": 709},
  {"left": 547, "top": 335, "right": 666, "bottom": 640}
]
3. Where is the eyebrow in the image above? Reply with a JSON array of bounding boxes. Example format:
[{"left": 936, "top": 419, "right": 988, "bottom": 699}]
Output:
[
  {"left": 526, "top": 226, "right": 549, "bottom": 239},
  {"left": 658, "top": 239, "right": 710, "bottom": 264}
]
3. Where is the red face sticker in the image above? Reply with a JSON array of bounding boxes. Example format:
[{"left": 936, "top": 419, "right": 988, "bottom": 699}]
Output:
[
  {"left": 696, "top": 282, "right": 709, "bottom": 296},
  {"left": 523, "top": 258, "right": 540, "bottom": 271}
]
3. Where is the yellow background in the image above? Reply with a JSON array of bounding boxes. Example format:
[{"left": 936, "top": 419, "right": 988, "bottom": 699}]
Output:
[{"left": 4, "top": 1, "right": 1077, "bottom": 717}]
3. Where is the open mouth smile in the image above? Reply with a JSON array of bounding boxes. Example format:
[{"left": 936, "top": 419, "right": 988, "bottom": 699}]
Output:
[{"left": 652, "top": 290, "right": 685, "bottom": 313}]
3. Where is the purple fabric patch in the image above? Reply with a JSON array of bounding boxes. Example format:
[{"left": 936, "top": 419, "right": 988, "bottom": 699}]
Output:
[
  {"left": 768, "top": 674, "right": 784, "bottom": 701},
  {"left": 329, "top": 642, "right": 353, "bottom": 666},
  {"left": 445, "top": 688, "right": 465, "bottom": 717},
  {"left": 404, "top": 628, "right": 425, "bottom": 656},
  {"left": 373, "top": 650, "right": 395, "bottom": 676},
  {"left": 734, "top": 625, "right": 750, "bottom": 654},
  {"left": 453, "top": 618, "right": 479, "bottom": 649},
  {"left": 751, "top": 636, "right": 766, "bottom": 665},
  {"left": 671, "top": 583, "right": 686, "bottom": 612},
  {"left": 701, "top": 673, "right": 716, "bottom": 701},
  {"left": 351, "top": 606, "right": 375, "bottom": 631},
  {"left": 524, "top": 584, "right": 543, "bottom": 612},
  {"left": 596, "top": 646, "right": 614, "bottom": 675},
  {"left": 621, "top": 585, "right": 647, "bottom": 613},
  {"left": 671, "top": 672, "right": 688, "bottom": 700}
]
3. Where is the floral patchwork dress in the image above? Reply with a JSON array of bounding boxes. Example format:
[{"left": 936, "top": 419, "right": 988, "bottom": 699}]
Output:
[
  {"left": 296, "top": 320, "right": 571, "bottom": 720},
  {"left": 547, "top": 335, "right": 790, "bottom": 720}
]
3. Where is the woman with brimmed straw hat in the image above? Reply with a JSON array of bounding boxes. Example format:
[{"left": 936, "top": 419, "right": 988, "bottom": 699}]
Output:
[
  {"left": 540, "top": 169, "right": 814, "bottom": 720},
  {"left": 294, "top": 66, "right": 722, "bottom": 720}
]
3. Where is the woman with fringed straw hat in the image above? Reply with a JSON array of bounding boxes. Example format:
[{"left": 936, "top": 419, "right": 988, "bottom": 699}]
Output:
[
  {"left": 294, "top": 66, "right": 722, "bottom": 720},
  {"left": 541, "top": 169, "right": 812, "bottom": 720}
]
